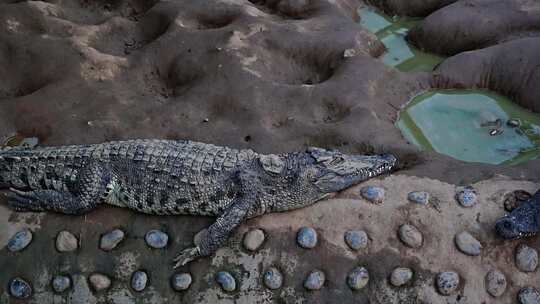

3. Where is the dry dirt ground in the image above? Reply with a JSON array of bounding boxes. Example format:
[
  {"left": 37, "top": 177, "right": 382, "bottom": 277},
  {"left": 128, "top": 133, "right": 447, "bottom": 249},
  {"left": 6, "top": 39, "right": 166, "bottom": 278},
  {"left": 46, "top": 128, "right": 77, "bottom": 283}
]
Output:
[{"left": 0, "top": 0, "right": 539, "bottom": 303}]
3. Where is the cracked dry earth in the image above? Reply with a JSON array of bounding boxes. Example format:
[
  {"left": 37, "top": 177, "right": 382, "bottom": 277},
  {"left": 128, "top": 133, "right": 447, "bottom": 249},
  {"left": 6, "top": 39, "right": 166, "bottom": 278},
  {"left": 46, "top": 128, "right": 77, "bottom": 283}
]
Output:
[{"left": 0, "top": 0, "right": 539, "bottom": 303}]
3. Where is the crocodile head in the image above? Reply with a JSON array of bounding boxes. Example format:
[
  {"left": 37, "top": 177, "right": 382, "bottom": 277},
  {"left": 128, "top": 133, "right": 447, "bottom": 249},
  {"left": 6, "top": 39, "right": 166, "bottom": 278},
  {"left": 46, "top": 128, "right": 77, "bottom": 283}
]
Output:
[
  {"left": 304, "top": 147, "right": 397, "bottom": 193},
  {"left": 495, "top": 190, "right": 540, "bottom": 239}
]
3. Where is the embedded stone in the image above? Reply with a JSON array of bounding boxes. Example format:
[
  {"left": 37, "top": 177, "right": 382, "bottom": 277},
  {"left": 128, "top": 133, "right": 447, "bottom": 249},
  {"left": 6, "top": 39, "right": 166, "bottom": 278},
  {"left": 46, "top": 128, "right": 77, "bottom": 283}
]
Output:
[
  {"left": 347, "top": 267, "right": 369, "bottom": 290},
  {"left": 518, "top": 287, "right": 540, "bottom": 304},
  {"left": 9, "top": 277, "right": 32, "bottom": 299},
  {"left": 171, "top": 273, "right": 193, "bottom": 291},
  {"left": 398, "top": 224, "right": 423, "bottom": 248},
  {"left": 52, "top": 275, "right": 71, "bottom": 293},
  {"left": 131, "top": 271, "right": 148, "bottom": 292},
  {"left": 304, "top": 270, "right": 325, "bottom": 290},
  {"left": 485, "top": 270, "right": 506, "bottom": 298},
  {"left": 243, "top": 229, "right": 265, "bottom": 251},
  {"left": 56, "top": 230, "right": 78, "bottom": 252},
  {"left": 99, "top": 229, "right": 125, "bottom": 251},
  {"left": 360, "top": 186, "right": 385, "bottom": 204},
  {"left": 507, "top": 118, "right": 521, "bottom": 128},
  {"left": 263, "top": 267, "right": 283, "bottom": 290},
  {"left": 89, "top": 273, "right": 111, "bottom": 291},
  {"left": 344, "top": 230, "right": 368, "bottom": 250},
  {"left": 436, "top": 271, "right": 459, "bottom": 295},
  {"left": 390, "top": 267, "right": 413, "bottom": 287},
  {"left": 216, "top": 271, "right": 236, "bottom": 292},
  {"left": 456, "top": 187, "right": 477, "bottom": 207},
  {"left": 407, "top": 191, "right": 430, "bottom": 205},
  {"left": 455, "top": 231, "right": 482, "bottom": 256},
  {"left": 7, "top": 229, "right": 33, "bottom": 252},
  {"left": 296, "top": 227, "right": 317, "bottom": 249},
  {"left": 145, "top": 230, "right": 168, "bottom": 249},
  {"left": 515, "top": 244, "right": 538, "bottom": 272}
]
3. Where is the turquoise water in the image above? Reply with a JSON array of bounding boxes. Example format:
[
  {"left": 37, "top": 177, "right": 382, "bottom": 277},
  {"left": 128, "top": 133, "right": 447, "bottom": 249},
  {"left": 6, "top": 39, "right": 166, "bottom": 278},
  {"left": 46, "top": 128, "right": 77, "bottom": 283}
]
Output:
[
  {"left": 358, "top": 7, "right": 444, "bottom": 72},
  {"left": 397, "top": 90, "right": 540, "bottom": 165}
]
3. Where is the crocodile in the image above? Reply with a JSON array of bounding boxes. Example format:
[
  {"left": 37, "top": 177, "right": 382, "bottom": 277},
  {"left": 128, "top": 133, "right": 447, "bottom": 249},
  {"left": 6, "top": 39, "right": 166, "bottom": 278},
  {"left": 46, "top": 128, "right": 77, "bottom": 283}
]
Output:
[
  {"left": 495, "top": 189, "right": 540, "bottom": 239},
  {"left": 0, "top": 139, "right": 396, "bottom": 267}
]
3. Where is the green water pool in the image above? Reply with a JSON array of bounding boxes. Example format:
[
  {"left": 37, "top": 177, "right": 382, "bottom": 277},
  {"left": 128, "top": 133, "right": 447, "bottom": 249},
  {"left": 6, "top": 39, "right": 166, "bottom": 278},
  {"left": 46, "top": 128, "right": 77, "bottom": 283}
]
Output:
[
  {"left": 397, "top": 90, "right": 540, "bottom": 165},
  {"left": 358, "top": 7, "right": 444, "bottom": 72}
]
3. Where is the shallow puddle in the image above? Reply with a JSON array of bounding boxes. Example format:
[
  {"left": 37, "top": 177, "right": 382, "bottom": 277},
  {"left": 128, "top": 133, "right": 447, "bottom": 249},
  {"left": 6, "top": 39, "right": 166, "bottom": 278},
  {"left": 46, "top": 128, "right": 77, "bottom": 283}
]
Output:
[
  {"left": 358, "top": 7, "right": 444, "bottom": 72},
  {"left": 397, "top": 90, "right": 540, "bottom": 165}
]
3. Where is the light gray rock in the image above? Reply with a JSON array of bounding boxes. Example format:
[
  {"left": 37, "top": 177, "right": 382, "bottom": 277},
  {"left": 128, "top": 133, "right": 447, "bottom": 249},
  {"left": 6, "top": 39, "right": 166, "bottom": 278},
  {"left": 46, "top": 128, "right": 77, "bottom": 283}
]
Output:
[
  {"left": 390, "top": 267, "right": 413, "bottom": 287},
  {"left": 9, "top": 277, "right": 32, "bottom": 299},
  {"left": 344, "top": 230, "right": 368, "bottom": 250},
  {"left": 455, "top": 231, "right": 482, "bottom": 256},
  {"left": 296, "top": 227, "right": 318, "bottom": 249},
  {"left": 485, "top": 270, "right": 506, "bottom": 298},
  {"left": 398, "top": 224, "right": 423, "bottom": 248},
  {"left": 456, "top": 187, "right": 477, "bottom": 207},
  {"left": 89, "top": 273, "right": 111, "bottom": 292},
  {"left": 216, "top": 271, "right": 236, "bottom": 292},
  {"left": 7, "top": 229, "right": 33, "bottom": 252},
  {"left": 171, "top": 273, "right": 193, "bottom": 291},
  {"left": 347, "top": 267, "right": 369, "bottom": 290},
  {"left": 131, "top": 271, "right": 148, "bottom": 292},
  {"left": 243, "top": 229, "right": 265, "bottom": 251},
  {"left": 436, "top": 271, "right": 459, "bottom": 295},
  {"left": 99, "top": 229, "right": 125, "bottom": 251},
  {"left": 518, "top": 287, "right": 540, "bottom": 304},
  {"left": 56, "top": 231, "right": 78, "bottom": 252},
  {"left": 52, "top": 275, "right": 71, "bottom": 293},
  {"left": 360, "top": 186, "right": 385, "bottom": 204},
  {"left": 263, "top": 267, "right": 283, "bottom": 290},
  {"left": 145, "top": 230, "right": 168, "bottom": 249},
  {"left": 515, "top": 244, "right": 538, "bottom": 272},
  {"left": 304, "top": 270, "right": 325, "bottom": 290},
  {"left": 407, "top": 191, "right": 430, "bottom": 205}
]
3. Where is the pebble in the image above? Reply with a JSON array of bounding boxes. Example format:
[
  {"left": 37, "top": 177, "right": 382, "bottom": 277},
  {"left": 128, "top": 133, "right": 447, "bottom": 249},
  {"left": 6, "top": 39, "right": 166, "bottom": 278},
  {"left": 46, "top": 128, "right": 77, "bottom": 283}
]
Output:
[
  {"left": 263, "top": 267, "right": 283, "bottom": 290},
  {"left": 518, "top": 287, "right": 540, "bottom": 304},
  {"left": 398, "top": 224, "right": 423, "bottom": 248},
  {"left": 171, "top": 273, "right": 193, "bottom": 291},
  {"left": 304, "top": 270, "right": 325, "bottom": 290},
  {"left": 9, "top": 277, "right": 32, "bottom": 299},
  {"left": 360, "top": 186, "right": 385, "bottom": 204},
  {"left": 456, "top": 187, "right": 477, "bottom": 207},
  {"left": 407, "top": 191, "right": 430, "bottom": 205},
  {"left": 507, "top": 119, "right": 521, "bottom": 128},
  {"left": 515, "top": 244, "right": 538, "bottom": 272},
  {"left": 296, "top": 227, "right": 318, "bottom": 249},
  {"left": 347, "top": 267, "right": 369, "bottom": 290},
  {"left": 145, "top": 230, "right": 168, "bottom": 249},
  {"left": 52, "top": 275, "right": 71, "bottom": 293},
  {"left": 56, "top": 230, "right": 78, "bottom": 252},
  {"left": 485, "top": 270, "right": 506, "bottom": 297},
  {"left": 216, "top": 271, "right": 236, "bottom": 292},
  {"left": 243, "top": 229, "right": 265, "bottom": 251},
  {"left": 89, "top": 273, "right": 111, "bottom": 292},
  {"left": 455, "top": 231, "right": 482, "bottom": 256},
  {"left": 390, "top": 267, "right": 413, "bottom": 287},
  {"left": 344, "top": 230, "right": 368, "bottom": 250},
  {"left": 131, "top": 271, "right": 148, "bottom": 292},
  {"left": 20, "top": 137, "right": 39, "bottom": 148},
  {"left": 436, "top": 271, "right": 459, "bottom": 295},
  {"left": 7, "top": 229, "right": 33, "bottom": 252},
  {"left": 100, "top": 229, "right": 125, "bottom": 251}
]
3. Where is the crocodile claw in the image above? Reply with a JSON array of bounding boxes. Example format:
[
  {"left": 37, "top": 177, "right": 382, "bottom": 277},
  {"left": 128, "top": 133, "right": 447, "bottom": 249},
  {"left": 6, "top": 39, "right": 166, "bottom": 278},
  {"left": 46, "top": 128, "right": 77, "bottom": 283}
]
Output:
[{"left": 173, "top": 247, "right": 201, "bottom": 269}]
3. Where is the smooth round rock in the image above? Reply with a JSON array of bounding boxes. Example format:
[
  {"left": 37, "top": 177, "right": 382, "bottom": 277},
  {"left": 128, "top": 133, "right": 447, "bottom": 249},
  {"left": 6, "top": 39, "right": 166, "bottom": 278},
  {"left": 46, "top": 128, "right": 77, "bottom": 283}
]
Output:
[
  {"left": 56, "top": 231, "right": 78, "bottom": 252},
  {"left": 344, "top": 230, "right": 368, "bottom": 250},
  {"left": 390, "top": 267, "right": 413, "bottom": 287},
  {"left": 347, "top": 267, "right": 369, "bottom": 290},
  {"left": 407, "top": 191, "right": 430, "bottom": 205},
  {"left": 456, "top": 187, "right": 477, "bottom": 207},
  {"left": 485, "top": 270, "right": 506, "bottom": 298},
  {"left": 515, "top": 244, "right": 538, "bottom": 272},
  {"left": 507, "top": 119, "right": 521, "bottom": 128},
  {"left": 7, "top": 229, "right": 33, "bottom": 252},
  {"left": 131, "top": 271, "right": 148, "bottom": 292},
  {"left": 436, "top": 271, "right": 459, "bottom": 295},
  {"left": 398, "top": 224, "right": 423, "bottom": 248},
  {"left": 52, "top": 275, "right": 71, "bottom": 293},
  {"left": 100, "top": 229, "right": 125, "bottom": 251},
  {"left": 518, "top": 287, "right": 540, "bottom": 304},
  {"left": 171, "top": 273, "right": 193, "bottom": 291},
  {"left": 243, "top": 229, "right": 265, "bottom": 251},
  {"left": 263, "top": 267, "right": 283, "bottom": 290},
  {"left": 296, "top": 227, "right": 318, "bottom": 249},
  {"left": 455, "top": 231, "right": 482, "bottom": 256},
  {"left": 9, "top": 277, "right": 32, "bottom": 299},
  {"left": 89, "top": 273, "right": 111, "bottom": 292},
  {"left": 216, "top": 271, "right": 236, "bottom": 292},
  {"left": 145, "top": 230, "right": 168, "bottom": 249},
  {"left": 360, "top": 186, "right": 385, "bottom": 204},
  {"left": 304, "top": 270, "right": 325, "bottom": 290}
]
